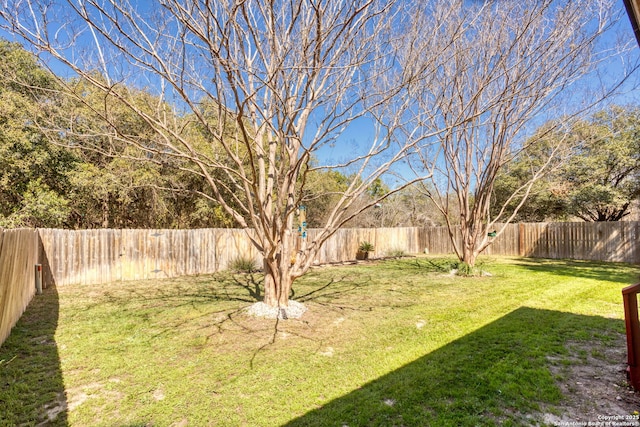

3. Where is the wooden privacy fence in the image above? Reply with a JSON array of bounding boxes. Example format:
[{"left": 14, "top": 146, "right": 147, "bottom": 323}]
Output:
[
  {"left": 37, "top": 227, "right": 430, "bottom": 286},
  {"left": 519, "top": 222, "right": 640, "bottom": 262},
  {"left": 38, "top": 222, "right": 640, "bottom": 287},
  {"left": 0, "top": 229, "right": 44, "bottom": 346},
  {"left": 38, "top": 228, "right": 260, "bottom": 286}
]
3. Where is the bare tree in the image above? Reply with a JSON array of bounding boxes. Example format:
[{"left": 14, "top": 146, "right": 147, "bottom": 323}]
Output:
[
  {"left": 0, "top": 0, "right": 436, "bottom": 310},
  {"left": 401, "top": 0, "right": 638, "bottom": 267},
  {"left": 348, "top": 185, "right": 445, "bottom": 228}
]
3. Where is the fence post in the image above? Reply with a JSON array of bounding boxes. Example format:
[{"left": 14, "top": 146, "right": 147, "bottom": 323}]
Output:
[
  {"left": 35, "top": 264, "right": 42, "bottom": 295},
  {"left": 622, "top": 283, "right": 640, "bottom": 390}
]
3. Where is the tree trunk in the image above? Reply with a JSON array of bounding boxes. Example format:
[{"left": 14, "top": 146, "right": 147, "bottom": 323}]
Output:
[
  {"left": 461, "top": 245, "right": 479, "bottom": 268},
  {"left": 460, "top": 222, "right": 484, "bottom": 268},
  {"left": 101, "top": 199, "right": 109, "bottom": 228},
  {"left": 262, "top": 255, "right": 294, "bottom": 308},
  {"left": 263, "top": 232, "right": 296, "bottom": 308}
]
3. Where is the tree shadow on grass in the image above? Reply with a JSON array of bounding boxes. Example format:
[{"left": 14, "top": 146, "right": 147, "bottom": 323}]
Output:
[
  {"left": 284, "top": 307, "right": 627, "bottom": 427},
  {"left": 0, "top": 284, "right": 67, "bottom": 426},
  {"left": 378, "top": 257, "right": 460, "bottom": 274},
  {"left": 295, "top": 276, "right": 376, "bottom": 311},
  {"left": 228, "top": 272, "right": 264, "bottom": 301}
]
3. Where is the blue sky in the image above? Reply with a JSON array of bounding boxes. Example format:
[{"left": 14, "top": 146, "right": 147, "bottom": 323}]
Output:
[{"left": 1, "top": 0, "right": 638, "bottom": 190}]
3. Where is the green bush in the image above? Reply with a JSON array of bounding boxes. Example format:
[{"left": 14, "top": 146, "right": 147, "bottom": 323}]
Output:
[
  {"left": 358, "top": 241, "right": 374, "bottom": 252},
  {"left": 229, "top": 255, "right": 259, "bottom": 272}
]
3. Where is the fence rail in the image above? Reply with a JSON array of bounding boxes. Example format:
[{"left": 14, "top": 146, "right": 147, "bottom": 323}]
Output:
[{"left": 2, "top": 222, "right": 639, "bottom": 347}]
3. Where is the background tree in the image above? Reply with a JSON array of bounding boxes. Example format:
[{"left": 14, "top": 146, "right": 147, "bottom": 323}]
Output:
[
  {"left": 0, "top": 40, "right": 240, "bottom": 229},
  {"left": 0, "top": 39, "right": 353, "bottom": 231},
  {"left": 494, "top": 105, "right": 640, "bottom": 222},
  {"left": 490, "top": 124, "right": 574, "bottom": 223},
  {"left": 0, "top": 0, "right": 427, "bottom": 310},
  {"left": 563, "top": 106, "right": 640, "bottom": 221},
  {"left": 58, "top": 78, "right": 174, "bottom": 228},
  {"left": 0, "top": 40, "right": 75, "bottom": 227},
  {"left": 297, "top": 167, "right": 348, "bottom": 228},
  {"left": 402, "top": 0, "right": 636, "bottom": 267},
  {"left": 372, "top": 185, "right": 446, "bottom": 228}
]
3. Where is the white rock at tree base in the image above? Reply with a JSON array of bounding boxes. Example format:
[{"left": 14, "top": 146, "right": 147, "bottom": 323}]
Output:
[{"left": 246, "top": 300, "right": 307, "bottom": 319}]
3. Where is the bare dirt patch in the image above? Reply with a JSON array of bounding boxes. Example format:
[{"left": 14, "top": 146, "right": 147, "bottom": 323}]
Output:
[{"left": 542, "top": 334, "right": 640, "bottom": 426}]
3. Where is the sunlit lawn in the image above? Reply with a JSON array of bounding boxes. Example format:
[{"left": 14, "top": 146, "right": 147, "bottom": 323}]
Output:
[{"left": 1, "top": 256, "right": 639, "bottom": 426}]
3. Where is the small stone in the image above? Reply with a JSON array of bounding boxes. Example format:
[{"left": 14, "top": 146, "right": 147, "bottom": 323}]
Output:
[{"left": 320, "top": 347, "right": 334, "bottom": 357}]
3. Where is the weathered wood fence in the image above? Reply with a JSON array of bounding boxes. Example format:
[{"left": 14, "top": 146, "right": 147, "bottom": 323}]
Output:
[
  {"left": 1, "top": 222, "right": 639, "bottom": 346},
  {"left": 0, "top": 229, "right": 43, "bottom": 346},
  {"left": 423, "top": 222, "right": 640, "bottom": 263},
  {"left": 38, "top": 222, "right": 640, "bottom": 287},
  {"left": 37, "top": 228, "right": 260, "bottom": 286},
  {"left": 32, "top": 227, "right": 434, "bottom": 286}
]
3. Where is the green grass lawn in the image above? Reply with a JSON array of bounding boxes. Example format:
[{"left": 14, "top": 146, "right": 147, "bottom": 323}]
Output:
[{"left": 1, "top": 256, "right": 639, "bottom": 426}]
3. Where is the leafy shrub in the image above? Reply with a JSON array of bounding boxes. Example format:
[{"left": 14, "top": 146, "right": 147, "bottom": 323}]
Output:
[
  {"left": 229, "top": 255, "right": 259, "bottom": 272},
  {"left": 358, "top": 241, "right": 375, "bottom": 252}
]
